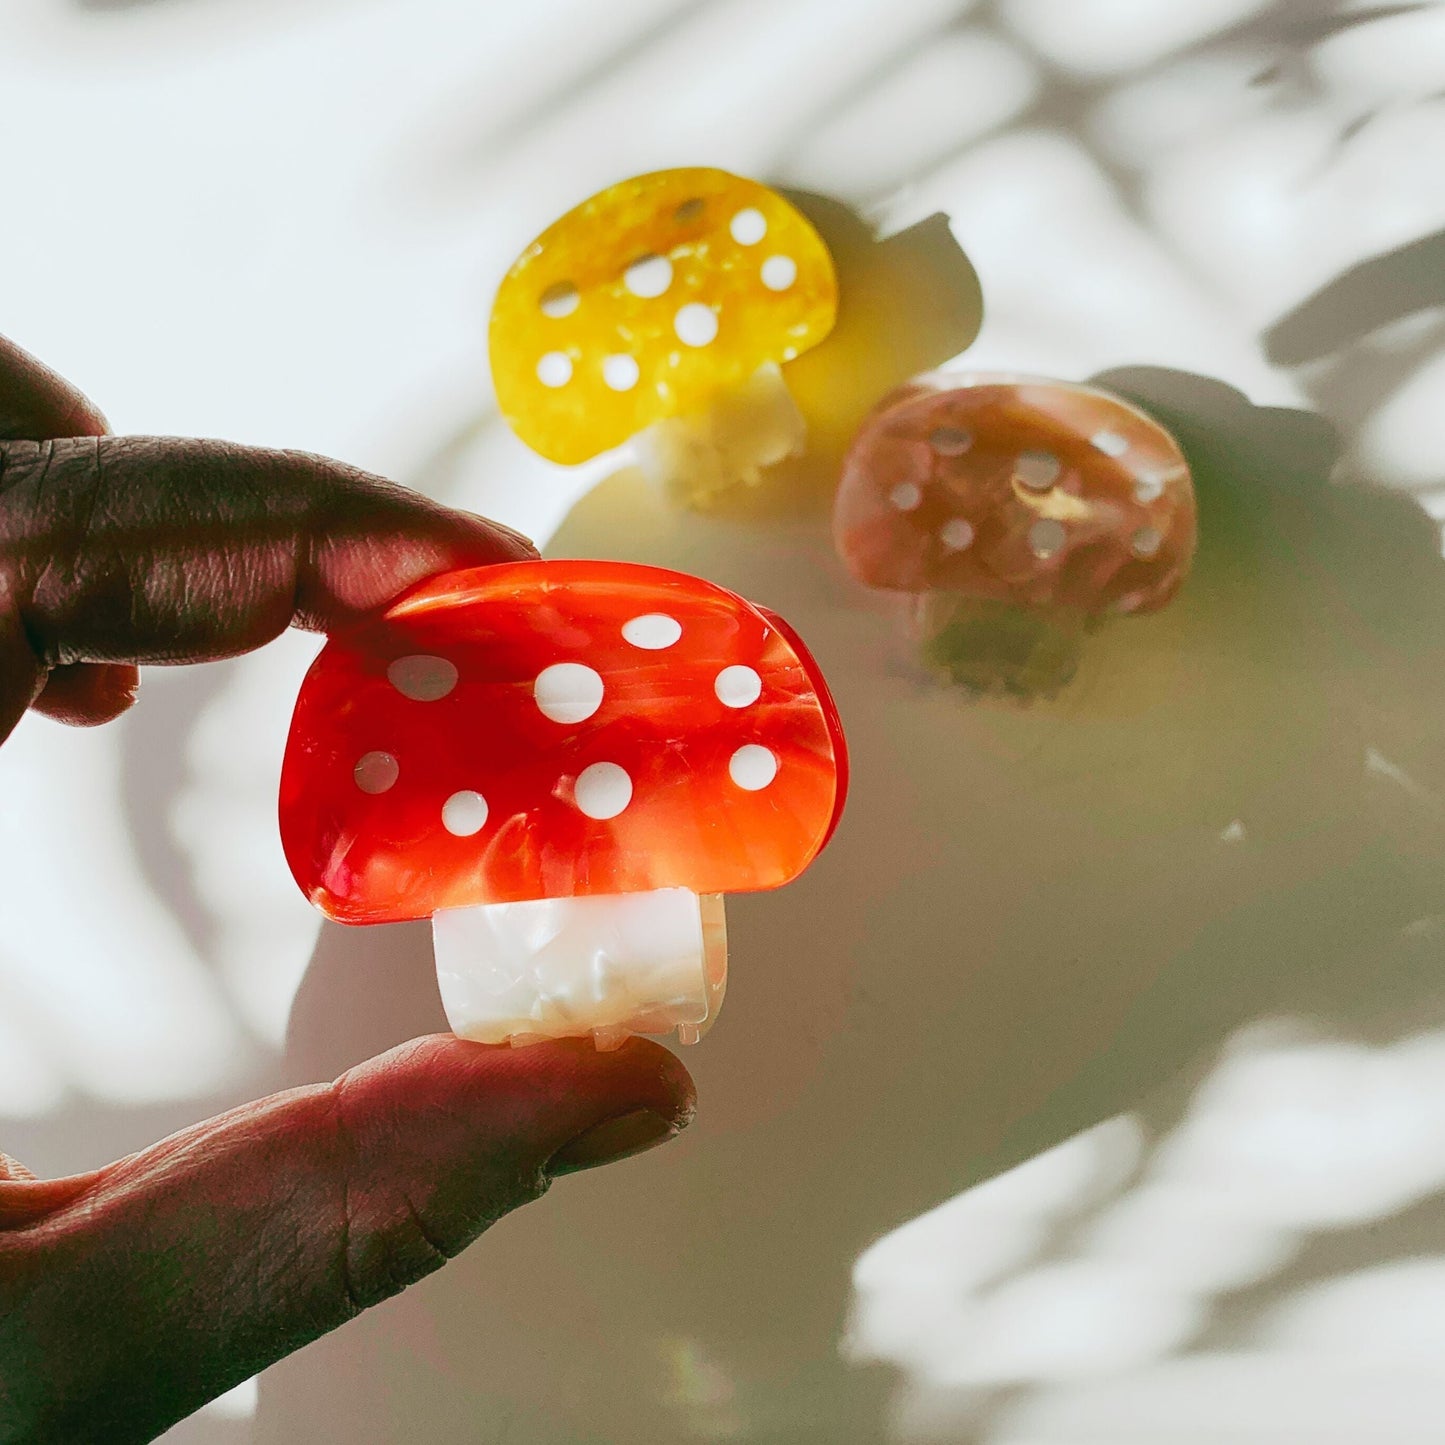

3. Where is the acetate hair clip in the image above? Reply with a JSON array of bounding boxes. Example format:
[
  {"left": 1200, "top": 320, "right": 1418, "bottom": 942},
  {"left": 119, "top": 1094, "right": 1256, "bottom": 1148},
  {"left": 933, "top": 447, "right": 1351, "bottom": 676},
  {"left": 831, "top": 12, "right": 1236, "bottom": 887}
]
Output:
[
  {"left": 280, "top": 559, "right": 847, "bottom": 1049},
  {"left": 489, "top": 167, "right": 838, "bottom": 508},
  {"left": 833, "top": 373, "right": 1197, "bottom": 696}
]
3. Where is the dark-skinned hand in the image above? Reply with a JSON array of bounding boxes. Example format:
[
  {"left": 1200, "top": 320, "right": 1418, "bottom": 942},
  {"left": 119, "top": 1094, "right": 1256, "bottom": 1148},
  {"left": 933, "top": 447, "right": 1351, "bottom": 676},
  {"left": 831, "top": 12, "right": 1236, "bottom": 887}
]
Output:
[{"left": 0, "top": 334, "right": 696, "bottom": 1445}]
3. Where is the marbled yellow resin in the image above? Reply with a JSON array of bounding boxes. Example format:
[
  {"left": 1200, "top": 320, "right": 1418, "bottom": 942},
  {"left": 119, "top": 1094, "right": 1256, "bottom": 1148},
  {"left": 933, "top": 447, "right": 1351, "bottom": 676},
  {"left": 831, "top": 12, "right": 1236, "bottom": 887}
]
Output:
[{"left": 489, "top": 167, "right": 837, "bottom": 466}]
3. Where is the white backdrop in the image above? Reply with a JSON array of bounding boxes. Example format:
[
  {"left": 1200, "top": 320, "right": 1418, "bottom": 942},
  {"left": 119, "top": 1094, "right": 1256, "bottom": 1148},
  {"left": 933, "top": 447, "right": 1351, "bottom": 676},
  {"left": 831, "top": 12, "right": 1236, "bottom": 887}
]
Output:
[{"left": 3, "top": 1, "right": 1445, "bottom": 1440}]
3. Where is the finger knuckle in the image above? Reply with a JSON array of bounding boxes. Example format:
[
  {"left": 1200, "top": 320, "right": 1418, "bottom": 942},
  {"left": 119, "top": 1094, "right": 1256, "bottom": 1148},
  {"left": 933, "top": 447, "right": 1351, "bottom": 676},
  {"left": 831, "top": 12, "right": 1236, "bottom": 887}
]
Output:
[{"left": 0, "top": 436, "right": 107, "bottom": 663}]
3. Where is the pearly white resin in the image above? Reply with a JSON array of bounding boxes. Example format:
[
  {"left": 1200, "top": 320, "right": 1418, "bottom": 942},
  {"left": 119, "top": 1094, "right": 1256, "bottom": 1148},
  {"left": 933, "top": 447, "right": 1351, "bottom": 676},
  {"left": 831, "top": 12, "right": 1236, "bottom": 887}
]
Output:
[
  {"left": 630, "top": 361, "right": 806, "bottom": 507},
  {"left": 434, "top": 888, "right": 727, "bottom": 1049}
]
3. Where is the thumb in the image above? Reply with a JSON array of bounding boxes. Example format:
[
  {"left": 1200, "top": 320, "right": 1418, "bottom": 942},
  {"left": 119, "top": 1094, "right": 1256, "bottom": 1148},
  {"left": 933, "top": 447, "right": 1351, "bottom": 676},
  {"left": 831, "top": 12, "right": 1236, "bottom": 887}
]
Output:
[{"left": 0, "top": 1034, "right": 694, "bottom": 1445}]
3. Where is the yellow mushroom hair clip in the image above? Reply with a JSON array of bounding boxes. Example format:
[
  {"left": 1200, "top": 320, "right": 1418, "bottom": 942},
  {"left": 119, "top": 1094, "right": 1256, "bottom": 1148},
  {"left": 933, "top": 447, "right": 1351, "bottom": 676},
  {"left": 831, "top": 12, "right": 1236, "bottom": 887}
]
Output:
[{"left": 488, "top": 167, "right": 838, "bottom": 508}]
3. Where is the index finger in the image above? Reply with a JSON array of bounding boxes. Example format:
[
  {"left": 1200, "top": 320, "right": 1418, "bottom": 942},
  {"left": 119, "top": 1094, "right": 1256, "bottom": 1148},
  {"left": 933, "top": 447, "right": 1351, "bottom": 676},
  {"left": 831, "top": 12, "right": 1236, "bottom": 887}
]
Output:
[
  {"left": 0, "top": 358, "right": 536, "bottom": 743},
  {"left": 0, "top": 436, "right": 537, "bottom": 737}
]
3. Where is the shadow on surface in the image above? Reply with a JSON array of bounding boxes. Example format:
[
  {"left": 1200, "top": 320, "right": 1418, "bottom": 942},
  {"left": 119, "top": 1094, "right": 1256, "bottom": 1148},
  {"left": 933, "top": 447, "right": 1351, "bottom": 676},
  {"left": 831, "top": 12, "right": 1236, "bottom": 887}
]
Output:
[
  {"left": 117, "top": 667, "right": 226, "bottom": 964},
  {"left": 1264, "top": 228, "right": 1445, "bottom": 366},
  {"left": 263, "top": 354, "right": 1445, "bottom": 1443}
]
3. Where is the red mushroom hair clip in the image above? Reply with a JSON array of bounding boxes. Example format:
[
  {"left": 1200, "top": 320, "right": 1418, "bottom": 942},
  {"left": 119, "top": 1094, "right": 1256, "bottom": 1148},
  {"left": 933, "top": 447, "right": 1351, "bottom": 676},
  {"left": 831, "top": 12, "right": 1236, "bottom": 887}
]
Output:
[{"left": 279, "top": 560, "right": 847, "bottom": 1050}]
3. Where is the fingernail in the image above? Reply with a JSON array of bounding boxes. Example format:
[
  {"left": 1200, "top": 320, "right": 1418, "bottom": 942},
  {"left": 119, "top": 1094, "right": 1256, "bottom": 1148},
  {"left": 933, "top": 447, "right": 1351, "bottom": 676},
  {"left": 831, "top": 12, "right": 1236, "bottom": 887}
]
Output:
[
  {"left": 491, "top": 522, "right": 540, "bottom": 558},
  {"left": 547, "top": 1109, "right": 680, "bottom": 1177}
]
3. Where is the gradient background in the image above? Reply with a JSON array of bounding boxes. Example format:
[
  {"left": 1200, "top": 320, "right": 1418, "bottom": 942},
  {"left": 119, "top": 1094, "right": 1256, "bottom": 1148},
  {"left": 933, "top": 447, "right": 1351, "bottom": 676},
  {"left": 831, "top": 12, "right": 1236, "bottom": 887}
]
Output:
[{"left": 3, "top": 1, "right": 1445, "bottom": 1440}]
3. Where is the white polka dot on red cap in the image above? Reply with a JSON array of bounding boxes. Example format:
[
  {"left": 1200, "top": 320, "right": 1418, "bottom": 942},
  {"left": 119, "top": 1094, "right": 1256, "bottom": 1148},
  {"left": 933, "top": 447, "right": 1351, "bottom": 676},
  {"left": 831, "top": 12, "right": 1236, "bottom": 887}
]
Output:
[
  {"left": 354, "top": 751, "right": 399, "bottom": 794},
  {"left": 575, "top": 762, "right": 632, "bottom": 819},
  {"left": 388, "top": 655, "right": 458, "bottom": 701},
  {"left": 622, "top": 614, "right": 682, "bottom": 649},
  {"left": 534, "top": 663, "right": 604, "bottom": 724},
  {"left": 729, "top": 745, "right": 777, "bottom": 791},
  {"left": 715, "top": 665, "right": 762, "bottom": 708},
  {"left": 442, "top": 790, "right": 488, "bottom": 836}
]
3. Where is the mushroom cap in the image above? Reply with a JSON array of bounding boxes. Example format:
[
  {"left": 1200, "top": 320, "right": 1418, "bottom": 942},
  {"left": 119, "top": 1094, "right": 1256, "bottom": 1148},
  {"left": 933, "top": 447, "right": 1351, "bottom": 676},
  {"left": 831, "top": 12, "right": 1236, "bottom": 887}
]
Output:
[
  {"left": 279, "top": 559, "right": 848, "bottom": 924},
  {"left": 489, "top": 167, "right": 838, "bottom": 465},
  {"left": 833, "top": 373, "right": 1197, "bottom": 617}
]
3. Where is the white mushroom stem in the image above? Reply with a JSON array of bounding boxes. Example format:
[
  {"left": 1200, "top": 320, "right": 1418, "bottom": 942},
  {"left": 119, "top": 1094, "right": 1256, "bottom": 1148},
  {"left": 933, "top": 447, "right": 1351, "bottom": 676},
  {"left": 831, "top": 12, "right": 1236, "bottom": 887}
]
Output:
[
  {"left": 630, "top": 362, "right": 806, "bottom": 507},
  {"left": 433, "top": 888, "right": 728, "bottom": 1050}
]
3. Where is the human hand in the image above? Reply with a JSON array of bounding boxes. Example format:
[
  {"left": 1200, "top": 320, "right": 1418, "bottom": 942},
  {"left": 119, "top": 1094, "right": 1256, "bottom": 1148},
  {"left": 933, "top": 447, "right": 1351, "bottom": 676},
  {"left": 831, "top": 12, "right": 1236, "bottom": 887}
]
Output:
[{"left": 0, "top": 334, "right": 696, "bottom": 1444}]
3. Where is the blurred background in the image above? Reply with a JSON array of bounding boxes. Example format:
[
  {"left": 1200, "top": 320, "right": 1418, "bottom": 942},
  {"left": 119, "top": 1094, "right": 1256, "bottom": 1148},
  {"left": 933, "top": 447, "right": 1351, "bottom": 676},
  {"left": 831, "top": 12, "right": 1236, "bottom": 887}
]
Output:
[{"left": 3, "top": 0, "right": 1445, "bottom": 1440}]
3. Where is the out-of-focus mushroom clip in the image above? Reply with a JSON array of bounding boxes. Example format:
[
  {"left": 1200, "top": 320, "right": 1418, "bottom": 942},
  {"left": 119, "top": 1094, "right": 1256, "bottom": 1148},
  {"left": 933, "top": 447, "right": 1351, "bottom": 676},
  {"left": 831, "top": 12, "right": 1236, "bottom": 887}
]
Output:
[
  {"left": 833, "top": 373, "right": 1197, "bottom": 696},
  {"left": 489, "top": 167, "right": 838, "bottom": 508}
]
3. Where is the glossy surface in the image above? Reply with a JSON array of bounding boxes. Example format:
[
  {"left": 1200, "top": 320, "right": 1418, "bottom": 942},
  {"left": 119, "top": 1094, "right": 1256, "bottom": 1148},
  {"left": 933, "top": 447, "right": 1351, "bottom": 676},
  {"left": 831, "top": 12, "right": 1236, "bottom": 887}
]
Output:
[
  {"left": 432, "top": 887, "right": 725, "bottom": 1047},
  {"left": 279, "top": 559, "right": 847, "bottom": 923},
  {"left": 489, "top": 167, "right": 837, "bottom": 465},
  {"left": 9, "top": 10, "right": 1441, "bottom": 1444},
  {"left": 834, "top": 374, "right": 1197, "bottom": 616}
]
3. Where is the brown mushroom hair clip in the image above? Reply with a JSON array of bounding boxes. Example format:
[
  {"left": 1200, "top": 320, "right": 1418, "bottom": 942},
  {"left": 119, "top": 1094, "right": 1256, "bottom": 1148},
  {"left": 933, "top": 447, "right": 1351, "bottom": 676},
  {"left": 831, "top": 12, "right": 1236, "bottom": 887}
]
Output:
[{"left": 832, "top": 372, "right": 1198, "bottom": 697}]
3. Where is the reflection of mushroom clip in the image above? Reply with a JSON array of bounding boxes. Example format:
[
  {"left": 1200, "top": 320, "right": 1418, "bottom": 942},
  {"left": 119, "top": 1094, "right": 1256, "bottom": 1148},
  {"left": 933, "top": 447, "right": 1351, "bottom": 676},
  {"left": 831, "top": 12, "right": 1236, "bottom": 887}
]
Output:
[
  {"left": 833, "top": 374, "right": 1198, "bottom": 697},
  {"left": 489, "top": 167, "right": 838, "bottom": 508},
  {"left": 279, "top": 560, "right": 848, "bottom": 1049}
]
